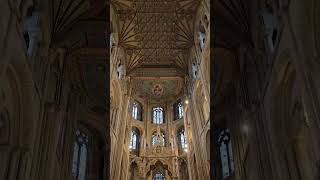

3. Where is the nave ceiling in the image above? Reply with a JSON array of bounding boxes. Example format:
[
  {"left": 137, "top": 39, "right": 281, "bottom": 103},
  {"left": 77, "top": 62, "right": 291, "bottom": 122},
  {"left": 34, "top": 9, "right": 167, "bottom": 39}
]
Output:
[{"left": 111, "top": 0, "right": 202, "bottom": 101}]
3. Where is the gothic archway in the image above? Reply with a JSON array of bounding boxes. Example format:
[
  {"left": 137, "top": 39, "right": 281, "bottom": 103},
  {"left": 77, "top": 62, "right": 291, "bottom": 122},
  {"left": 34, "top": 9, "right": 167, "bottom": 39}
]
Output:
[
  {"left": 271, "top": 60, "right": 314, "bottom": 179},
  {"left": 0, "top": 59, "right": 37, "bottom": 179}
]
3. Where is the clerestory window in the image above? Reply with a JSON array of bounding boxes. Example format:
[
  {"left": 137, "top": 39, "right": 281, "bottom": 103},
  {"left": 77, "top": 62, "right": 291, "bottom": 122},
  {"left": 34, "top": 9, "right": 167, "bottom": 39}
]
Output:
[
  {"left": 152, "top": 107, "right": 164, "bottom": 124},
  {"left": 218, "top": 129, "right": 234, "bottom": 178},
  {"left": 129, "top": 129, "right": 138, "bottom": 151},
  {"left": 174, "top": 100, "right": 184, "bottom": 120},
  {"left": 178, "top": 128, "right": 187, "bottom": 150},
  {"left": 72, "top": 130, "right": 88, "bottom": 180}
]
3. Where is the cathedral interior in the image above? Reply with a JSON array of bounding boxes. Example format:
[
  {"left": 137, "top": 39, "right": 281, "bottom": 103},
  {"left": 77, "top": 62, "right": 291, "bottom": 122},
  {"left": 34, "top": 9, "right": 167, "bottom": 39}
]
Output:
[{"left": 1, "top": 0, "right": 320, "bottom": 180}]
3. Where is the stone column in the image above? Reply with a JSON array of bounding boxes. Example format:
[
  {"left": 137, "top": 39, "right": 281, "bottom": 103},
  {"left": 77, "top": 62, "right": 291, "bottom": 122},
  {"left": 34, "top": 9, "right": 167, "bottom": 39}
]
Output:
[
  {"left": 0, "top": 1, "right": 19, "bottom": 87},
  {"left": 283, "top": 9, "right": 320, "bottom": 165}
]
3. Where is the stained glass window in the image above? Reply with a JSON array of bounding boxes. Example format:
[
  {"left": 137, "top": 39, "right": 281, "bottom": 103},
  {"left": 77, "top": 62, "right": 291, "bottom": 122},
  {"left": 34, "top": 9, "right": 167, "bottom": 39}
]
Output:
[
  {"left": 152, "top": 107, "right": 164, "bottom": 124},
  {"left": 72, "top": 130, "right": 88, "bottom": 180}
]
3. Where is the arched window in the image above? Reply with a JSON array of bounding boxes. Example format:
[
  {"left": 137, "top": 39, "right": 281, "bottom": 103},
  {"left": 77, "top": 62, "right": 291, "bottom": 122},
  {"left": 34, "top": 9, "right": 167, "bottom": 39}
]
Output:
[
  {"left": 218, "top": 129, "right": 234, "bottom": 178},
  {"left": 152, "top": 133, "right": 157, "bottom": 146},
  {"left": 153, "top": 172, "right": 165, "bottom": 180},
  {"left": 151, "top": 131, "right": 165, "bottom": 146},
  {"left": 259, "top": 9, "right": 278, "bottom": 54},
  {"left": 198, "top": 24, "right": 206, "bottom": 51},
  {"left": 132, "top": 101, "right": 142, "bottom": 120},
  {"left": 192, "top": 62, "right": 199, "bottom": 79},
  {"left": 129, "top": 130, "right": 138, "bottom": 151},
  {"left": 117, "top": 62, "right": 123, "bottom": 79},
  {"left": 132, "top": 103, "right": 138, "bottom": 119},
  {"left": 174, "top": 100, "right": 183, "bottom": 120},
  {"left": 72, "top": 130, "right": 89, "bottom": 180},
  {"left": 178, "top": 102, "right": 183, "bottom": 119},
  {"left": 152, "top": 107, "right": 164, "bottom": 124},
  {"left": 178, "top": 128, "right": 187, "bottom": 150},
  {"left": 153, "top": 171, "right": 166, "bottom": 180}
]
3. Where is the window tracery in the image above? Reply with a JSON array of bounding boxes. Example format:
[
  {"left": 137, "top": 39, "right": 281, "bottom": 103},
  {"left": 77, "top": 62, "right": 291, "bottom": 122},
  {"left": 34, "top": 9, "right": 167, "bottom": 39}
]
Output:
[
  {"left": 132, "top": 103, "right": 138, "bottom": 119},
  {"left": 174, "top": 100, "right": 184, "bottom": 120},
  {"left": 152, "top": 107, "right": 164, "bottom": 124},
  {"left": 130, "top": 129, "right": 138, "bottom": 151},
  {"left": 218, "top": 129, "right": 234, "bottom": 178},
  {"left": 132, "top": 101, "right": 142, "bottom": 120},
  {"left": 72, "top": 130, "right": 89, "bottom": 180},
  {"left": 178, "top": 128, "right": 187, "bottom": 150},
  {"left": 152, "top": 168, "right": 166, "bottom": 180},
  {"left": 151, "top": 131, "right": 165, "bottom": 146}
]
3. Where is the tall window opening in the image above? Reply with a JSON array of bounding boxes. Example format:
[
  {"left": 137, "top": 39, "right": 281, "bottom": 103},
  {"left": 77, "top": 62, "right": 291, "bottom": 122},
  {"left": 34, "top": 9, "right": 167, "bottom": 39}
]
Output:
[
  {"left": 178, "top": 128, "right": 187, "bottom": 151},
  {"left": 174, "top": 100, "right": 184, "bottom": 120},
  {"left": 198, "top": 24, "right": 206, "bottom": 51},
  {"left": 129, "top": 129, "right": 139, "bottom": 151},
  {"left": 72, "top": 130, "right": 89, "bottom": 180},
  {"left": 218, "top": 128, "right": 234, "bottom": 178},
  {"left": 132, "top": 101, "right": 142, "bottom": 120},
  {"left": 152, "top": 107, "right": 164, "bottom": 124}
]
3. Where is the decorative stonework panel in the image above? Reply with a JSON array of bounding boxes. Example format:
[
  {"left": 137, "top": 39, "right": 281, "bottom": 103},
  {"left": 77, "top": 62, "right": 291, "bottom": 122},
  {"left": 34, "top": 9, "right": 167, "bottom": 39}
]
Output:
[{"left": 134, "top": 80, "right": 182, "bottom": 100}]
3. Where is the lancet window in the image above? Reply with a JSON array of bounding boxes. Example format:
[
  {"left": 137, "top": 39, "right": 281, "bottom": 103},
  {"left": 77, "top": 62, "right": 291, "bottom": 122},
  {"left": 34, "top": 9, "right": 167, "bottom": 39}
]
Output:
[
  {"left": 72, "top": 130, "right": 89, "bottom": 180},
  {"left": 218, "top": 129, "right": 235, "bottom": 178},
  {"left": 152, "top": 107, "right": 164, "bottom": 124}
]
